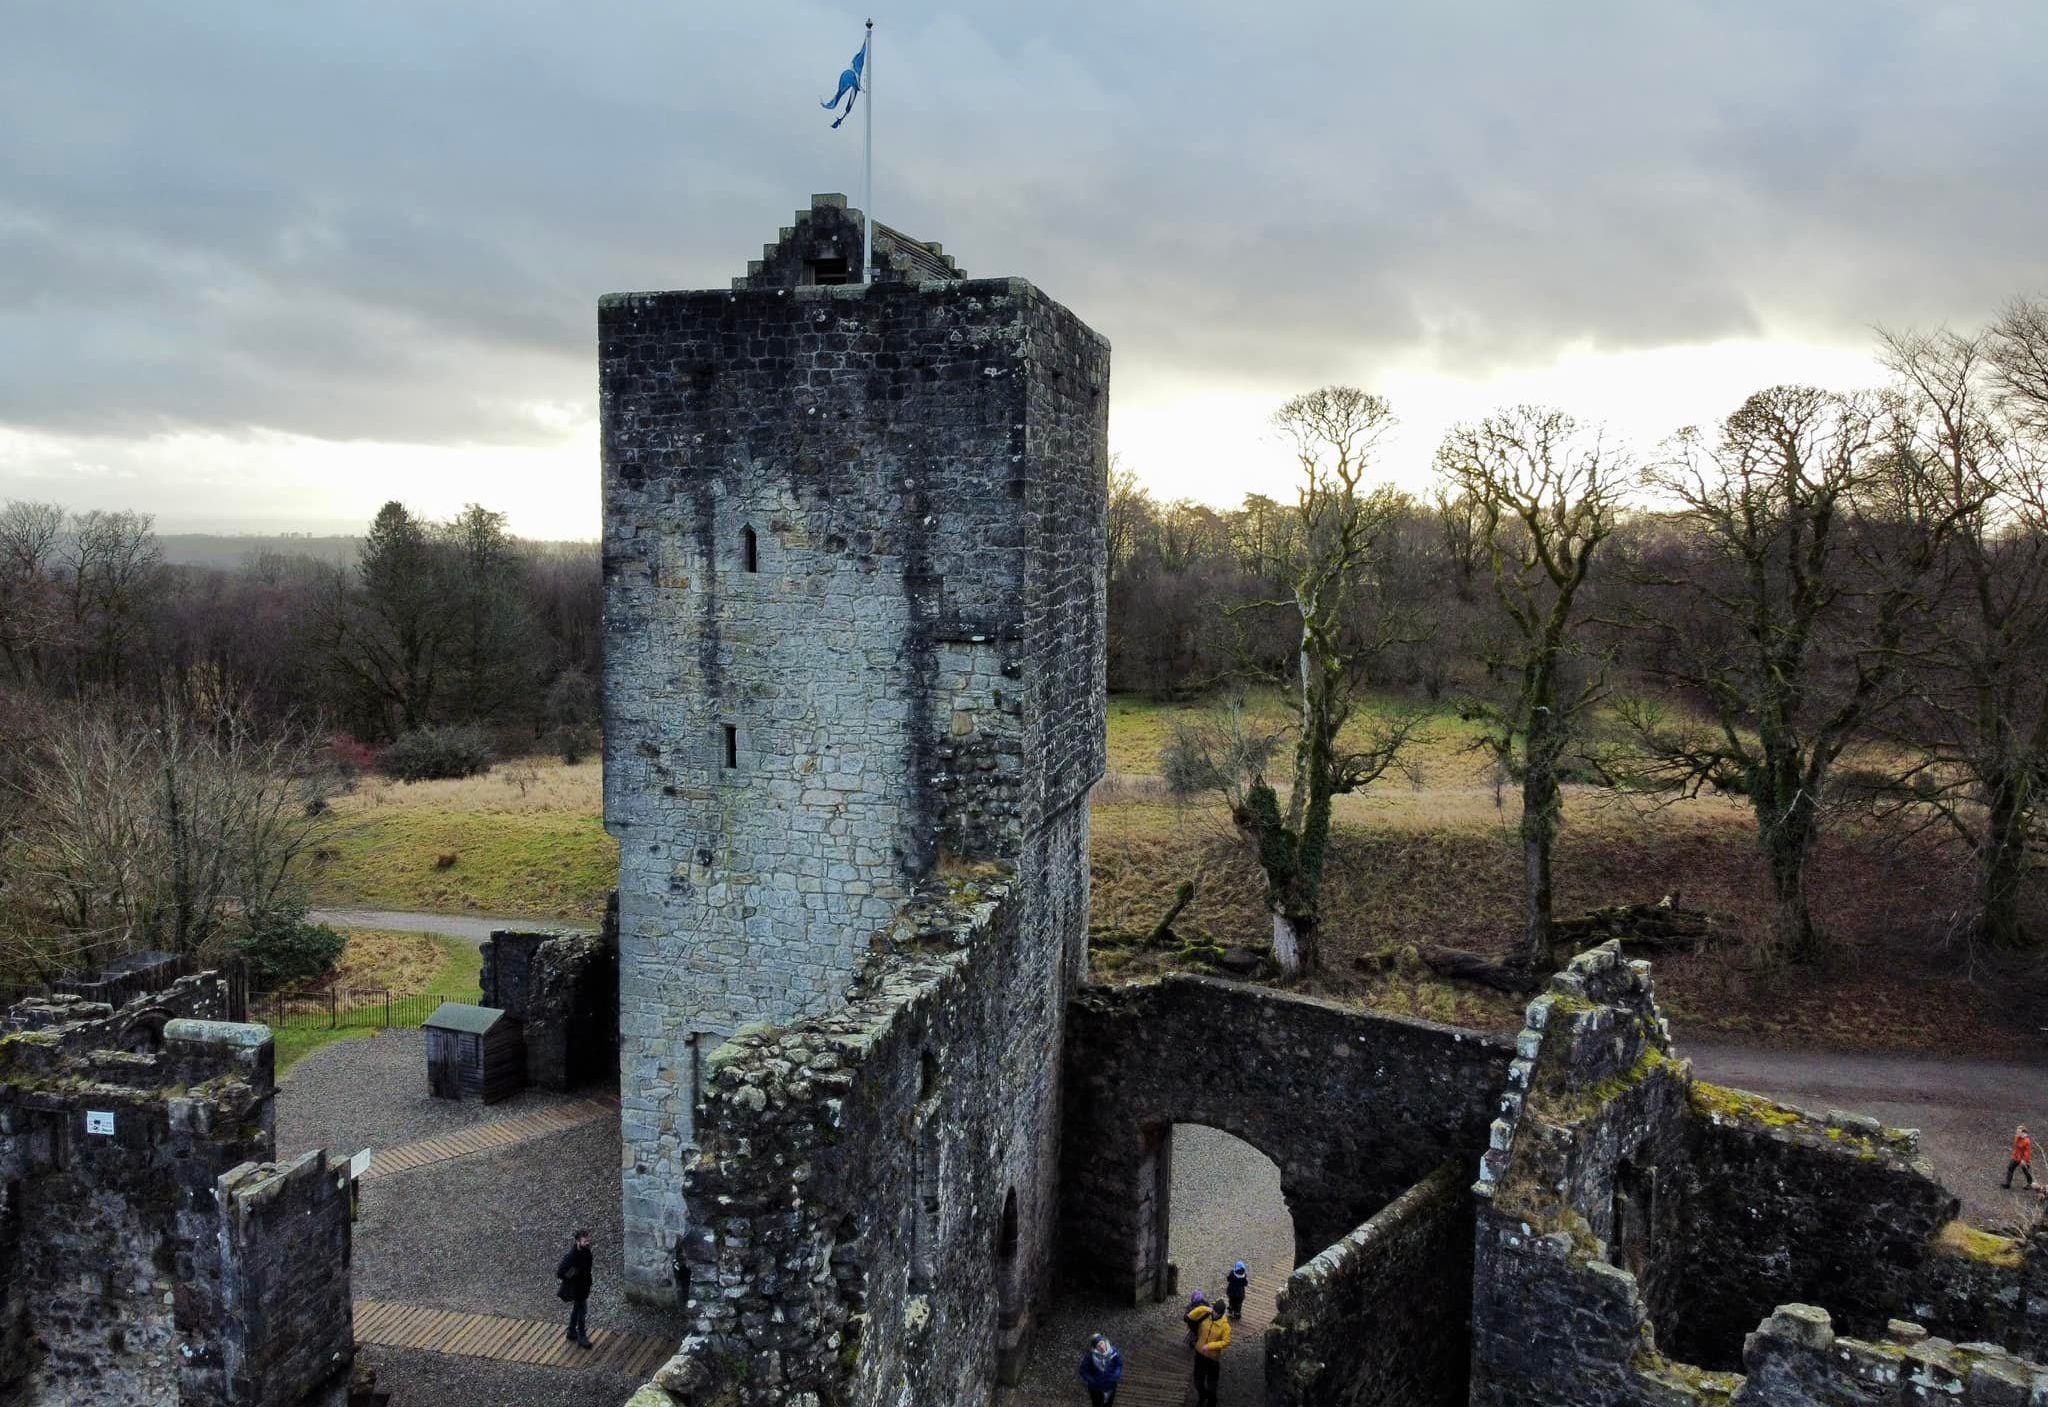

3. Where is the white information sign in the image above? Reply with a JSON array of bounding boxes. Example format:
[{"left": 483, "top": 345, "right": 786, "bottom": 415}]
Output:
[{"left": 85, "top": 1110, "right": 115, "bottom": 1136}]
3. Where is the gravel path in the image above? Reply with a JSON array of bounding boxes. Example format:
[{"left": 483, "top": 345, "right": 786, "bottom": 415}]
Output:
[
  {"left": 360, "top": 1344, "right": 644, "bottom": 1407},
  {"left": 276, "top": 1028, "right": 585, "bottom": 1157},
  {"left": 309, "top": 908, "right": 597, "bottom": 945},
  {"left": 274, "top": 1032, "right": 679, "bottom": 1407}
]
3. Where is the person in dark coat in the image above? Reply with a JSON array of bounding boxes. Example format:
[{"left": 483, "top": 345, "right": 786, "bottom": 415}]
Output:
[
  {"left": 556, "top": 1229, "right": 594, "bottom": 1348},
  {"left": 1077, "top": 1333, "right": 1123, "bottom": 1406},
  {"left": 1225, "top": 1261, "right": 1249, "bottom": 1319}
]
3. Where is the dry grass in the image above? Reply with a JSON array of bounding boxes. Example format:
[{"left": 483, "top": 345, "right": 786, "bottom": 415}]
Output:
[
  {"left": 335, "top": 758, "right": 604, "bottom": 818},
  {"left": 323, "top": 929, "right": 451, "bottom": 993},
  {"left": 1088, "top": 787, "right": 2028, "bottom": 1057},
  {"left": 300, "top": 721, "right": 2037, "bottom": 1057}
]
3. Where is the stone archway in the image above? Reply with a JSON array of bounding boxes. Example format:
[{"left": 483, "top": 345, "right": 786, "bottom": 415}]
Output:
[{"left": 1058, "top": 976, "right": 1511, "bottom": 1304}]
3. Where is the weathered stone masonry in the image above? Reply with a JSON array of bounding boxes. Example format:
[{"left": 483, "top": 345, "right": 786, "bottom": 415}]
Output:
[
  {"left": 601, "top": 193, "right": 1108, "bottom": 1305},
  {"left": 644, "top": 841, "right": 1088, "bottom": 1406},
  {"left": 0, "top": 975, "right": 353, "bottom": 1407},
  {"left": 1469, "top": 941, "right": 2048, "bottom": 1406},
  {"left": 480, "top": 926, "right": 619, "bottom": 1090},
  {"left": 1265, "top": 1160, "right": 1475, "bottom": 1407},
  {"left": 1060, "top": 975, "right": 1510, "bottom": 1302}
]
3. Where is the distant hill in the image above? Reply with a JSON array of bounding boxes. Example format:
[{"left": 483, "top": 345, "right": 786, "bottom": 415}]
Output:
[
  {"left": 157, "top": 533, "right": 598, "bottom": 570},
  {"left": 159, "top": 534, "right": 361, "bottom": 569}
]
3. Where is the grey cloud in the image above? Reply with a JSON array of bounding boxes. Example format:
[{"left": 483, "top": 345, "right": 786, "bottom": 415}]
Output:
[{"left": 1, "top": 0, "right": 2044, "bottom": 447}]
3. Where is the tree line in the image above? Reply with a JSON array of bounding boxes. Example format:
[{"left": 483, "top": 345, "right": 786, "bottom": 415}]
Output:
[
  {"left": 0, "top": 500, "right": 600, "bottom": 991},
  {"left": 5, "top": 299, "right": 2048, "bottom": 986},
  {"left": 0, "top": 500, "right": 601, "bottom": 750},
  {"left": 1153, "top": 297, "right": 2048, "bottom": 975}
]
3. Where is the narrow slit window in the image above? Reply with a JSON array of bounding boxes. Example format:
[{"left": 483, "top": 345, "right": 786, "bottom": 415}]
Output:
[
  {"left": 722, "top": 725, "right": 738, "bottom": 770},
  {"left": 741, "top": 525, "right": 759, "bottom": 573}
]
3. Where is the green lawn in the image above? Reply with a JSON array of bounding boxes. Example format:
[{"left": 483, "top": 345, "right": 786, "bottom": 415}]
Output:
[
  {"left": 270, "top": 932, "right": 484, "bottom": 1076},
  {"left": 310, "top": 809, "right": 616, "bottom": 921}
]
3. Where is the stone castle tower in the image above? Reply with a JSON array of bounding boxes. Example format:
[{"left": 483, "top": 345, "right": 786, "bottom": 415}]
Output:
[{"left": 600, "top": 195, "right": 1108, "bottom": 1303}]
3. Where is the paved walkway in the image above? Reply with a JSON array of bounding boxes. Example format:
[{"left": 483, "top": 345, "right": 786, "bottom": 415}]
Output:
[
  {"left": 353, "top": 1299, "right": 671, "bottom": 1379},
  {"left": 1010, "top": 1125, "right": 1292, "bottom": 1407},
  {"left": 310, "top": 907, "right": 597, "bottom": 944},
  {"left": 363, "top": 1097, "right": 616, "bottom": 1181}
]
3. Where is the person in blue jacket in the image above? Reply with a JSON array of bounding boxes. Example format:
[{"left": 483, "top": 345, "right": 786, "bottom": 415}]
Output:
[{"left": 1078, "top": 1332, "right": 1124, "bottom": 1406}]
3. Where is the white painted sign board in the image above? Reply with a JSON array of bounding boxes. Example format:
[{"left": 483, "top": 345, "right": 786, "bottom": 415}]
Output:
[
  {"left": 85, "top": 1111, "right": 114, "bottom": 1136},
  {"left": 347, "top": 1149, "right": 373, "bottom": 1180}
]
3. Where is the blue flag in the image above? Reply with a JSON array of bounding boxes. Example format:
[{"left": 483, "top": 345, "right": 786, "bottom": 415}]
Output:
[{"left": 821, "top": 39, "right": 866, "bottom": 129}]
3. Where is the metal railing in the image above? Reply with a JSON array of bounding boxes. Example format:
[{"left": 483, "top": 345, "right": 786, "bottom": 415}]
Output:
[{"left": 253, "top": 987, "right": 480, "bottom": 1034}]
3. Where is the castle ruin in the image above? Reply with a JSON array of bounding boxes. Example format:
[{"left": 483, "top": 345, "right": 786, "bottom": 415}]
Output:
[{"left": 603, "top": 201, "right": 2048, "bottom": 1407}]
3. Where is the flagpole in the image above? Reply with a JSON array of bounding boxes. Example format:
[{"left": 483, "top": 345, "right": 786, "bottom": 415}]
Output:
[{"left": 862, "top": 18, "right": 874, "bottom": 284}]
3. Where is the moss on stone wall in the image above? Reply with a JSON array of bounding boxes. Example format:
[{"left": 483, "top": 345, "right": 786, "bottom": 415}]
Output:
[{"left": 1934, "top": 1219, "right": 2022, "bottom": 1269}]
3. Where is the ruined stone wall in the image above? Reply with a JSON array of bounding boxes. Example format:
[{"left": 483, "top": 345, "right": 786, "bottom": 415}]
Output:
[
  {"left": 478, "top": 930, "right": 548, "bottom": 1018},
  {"left": 481, "top": 929, "right": 618, "bottom": 1090},
  {"left": 1059, "top": 976, "right": 1509, "bottom": 1299},
  {"left": 0, "top": 991, "right": 352, "bottom": 1407},
  {"left": 1731, "top": 1304, "right": 2048, "bottom": 1405},
  {"left": 1672, "top": 1090, "right": 1951, "bottom": 1367},
  {"left": 633, "top": 834, "right": 1086, "bottom": 1407},
  {"left": 1263, "top": 1161, "right": 1472, "bottom": 1407},
  {"left": 181, "top": 1151, "right": 355, "bottom": 1406},
  {"left": 601, "top": 257, "right": 1106, "bottom": 1300},
  {"left": 1468, "top": 942, "right": 2048, "bottom": 1407}
]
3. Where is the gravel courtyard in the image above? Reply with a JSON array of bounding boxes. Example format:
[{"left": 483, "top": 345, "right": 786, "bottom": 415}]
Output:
[{"left": 278, "top": 1030, "right": 682, "bottom": 1407}]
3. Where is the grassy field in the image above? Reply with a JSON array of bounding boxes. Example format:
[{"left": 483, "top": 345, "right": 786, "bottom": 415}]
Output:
[
  {"left": 272, "top": 929, "right": 484, "bottom": 1074},
  {"left": 296, "top": 704, "right": 2038, "bottom": 1057},
  {"left": 310, "top": 763, "right": 616, "bottom": 920}
]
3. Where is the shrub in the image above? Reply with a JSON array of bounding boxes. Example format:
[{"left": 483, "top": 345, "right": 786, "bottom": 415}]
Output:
[
  {"left": 379, "top": 725, "right": 493, "bottom": 783},
  {"left": 228, "top": 900, "right": 346, "bottom": 992},
  {"left": 545, "top": 723, "right": 599, "bottom": 766},
  {"left": 325, "top": 731, "right": 379, "bottom": 779}
]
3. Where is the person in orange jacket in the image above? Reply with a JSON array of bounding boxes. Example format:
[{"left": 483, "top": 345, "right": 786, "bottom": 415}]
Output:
[
  {"left": 2007, "top": 1125, "right": 2035, "bottom": 1189},
  {"left": 1190, "top": 1298, "right": 1231, "bottom": 1407}
]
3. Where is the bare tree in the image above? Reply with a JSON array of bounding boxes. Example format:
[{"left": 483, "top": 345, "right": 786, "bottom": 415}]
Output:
[
  {"left": 1621, "top": 385, "right": 1943, "bottom": 962},
  {"left": 0, "top": 688, "right": 337, "bottom": 985},
  {"left": 0, "top": 501, "right": 68, "bottom": 688},
  {"left": 61, "top": 509, "right": 164, "bottom": 690},
  {"left": 1171, "top": 386, "right": 1424, "bottom": 975},
  {"left": 1437, "top": 407, "right": 1625, "bottom": 967},
  {"left": 1874, "top": 320, "right": 2048, "bottom": 948},
  {"left": 1990, "top": 296, "right": 2048, "bottom": 436}
]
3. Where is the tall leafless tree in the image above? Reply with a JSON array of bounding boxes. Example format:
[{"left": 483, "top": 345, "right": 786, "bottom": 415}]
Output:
[
  {"left": 1169, "top": 386, "right": 1425, "bottom": 975},
  {"left": 1437, "top": 406, "right": 1625, "bottom": 967},
  {"left": 1620, "top": 385, "right": 1947, "bottom": 962}
]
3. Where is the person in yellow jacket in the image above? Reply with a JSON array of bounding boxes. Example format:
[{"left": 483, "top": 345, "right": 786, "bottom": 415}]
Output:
[{"left": 1190, "top": 1299, "right": 1231, "bottom": 1407}]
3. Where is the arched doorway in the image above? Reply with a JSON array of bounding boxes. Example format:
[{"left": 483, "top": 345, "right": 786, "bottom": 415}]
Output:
[{"left": 1165, "top": 1124, "right": 1290, "bottom": 1316}]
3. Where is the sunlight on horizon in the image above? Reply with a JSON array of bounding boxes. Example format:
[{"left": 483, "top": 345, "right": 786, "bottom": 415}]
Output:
[{"left": 2, "top": 331, "right": 1888, "bottom": 539}]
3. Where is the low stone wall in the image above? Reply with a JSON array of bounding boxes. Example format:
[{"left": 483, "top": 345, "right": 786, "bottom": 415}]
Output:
[
  {"left": 1265, "top": 1161, "right": 1472, "bottom": 1407},
  {"left": 0, "top": 989, "right": 353, "bottom": 1406},
  {"left": 1061, "top": 975, "right": 1509, "bottom": 1301},
  {"left": 481, "top": 930, "right": 618, "bottom": 1090},
  {"left": 1733, "top": 1303, "right": 2048, "bottom": 1404}
]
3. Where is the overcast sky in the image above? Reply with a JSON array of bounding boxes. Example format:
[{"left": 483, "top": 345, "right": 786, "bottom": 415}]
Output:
[{"left": 2, "top": 1, "right": 2043, "bottom": 536}]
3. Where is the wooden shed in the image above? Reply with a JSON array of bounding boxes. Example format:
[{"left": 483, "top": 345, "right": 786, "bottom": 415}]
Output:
[{"left": 423, "top": 1002, "right": 525, "bottom": 1104}]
